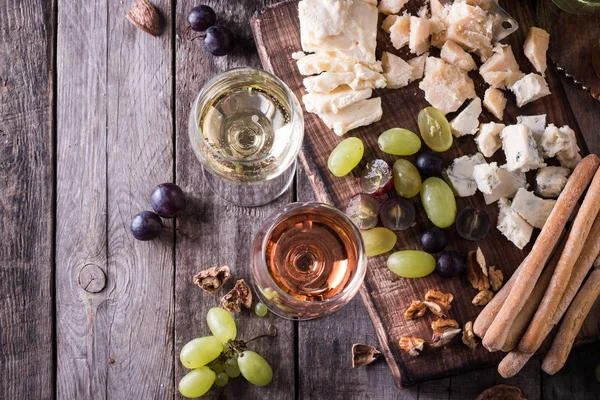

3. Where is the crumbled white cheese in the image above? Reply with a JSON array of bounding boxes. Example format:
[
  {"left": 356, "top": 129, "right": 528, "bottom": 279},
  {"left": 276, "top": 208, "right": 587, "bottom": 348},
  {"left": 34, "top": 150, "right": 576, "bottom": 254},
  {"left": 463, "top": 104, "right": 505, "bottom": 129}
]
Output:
[
  {"left": 378, "top": 0, "right": 408, "bottom": 15},
  {"left": 473, "top": 161, "right": 501, "bottom": 194},
  {"left": 450, "top": 98, "right": 482, "bottom": 137},
  {"left": 535, "top": 166, "right": 570, "bottom": 198},
  {"left": 523, "top": 27, "right": 550, "bottom": 76},
  {"left": 483, "top": 87, "right": 507, "bottom": 120},
  {"left": 497, "top": 198, "right": 534, "bottom": 249},
  {"left": 510, "top": 73, "right": 551, "bottom": 107},
  {"left": 382, "top": 52, "right": 414, "bottom": 89},
  {"left": 501, "top": 124, "right": 546, "bottom": 172},
  {"left": 409, "top": 16, "right": 431, "bottom": 55},
  {"left": 440, "top": 40, "right": 477, "bottom": 71},
  {"left": 475, "top": 122, "right": 505, "bottom": 158},
  {"left": 419, "top": 57, "right": 476, "bottom": 114},
  {"left": 511, "top": 188, "right": 556, "bottom": 229},
  {"left": 302, "top": 87, "right": 373, "bottom": 114},
  {"left": 443, "top": 153, "right": 486, "bottom": 197},
  {"left": 318, "top": 97, "right": 382, "bottom": 136},
  {"left": 483, "top": 166, "right": 529, "bottom": 205},
  {"left": 516, "top": 114, "right": 547, "bottom": 143},
  {"left": 389, "top": 12, "right": 411, "bottom": 50},
  {"left": 538, "top": 123, "right": 581, "bottom": 168}
]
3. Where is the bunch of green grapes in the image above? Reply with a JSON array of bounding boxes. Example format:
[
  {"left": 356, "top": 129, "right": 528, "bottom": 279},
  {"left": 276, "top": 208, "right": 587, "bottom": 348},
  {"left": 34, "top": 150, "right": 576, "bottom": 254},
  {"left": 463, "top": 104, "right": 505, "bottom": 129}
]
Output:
[{"left": 178, "top": 307, "right": 274, "bottom": 398}]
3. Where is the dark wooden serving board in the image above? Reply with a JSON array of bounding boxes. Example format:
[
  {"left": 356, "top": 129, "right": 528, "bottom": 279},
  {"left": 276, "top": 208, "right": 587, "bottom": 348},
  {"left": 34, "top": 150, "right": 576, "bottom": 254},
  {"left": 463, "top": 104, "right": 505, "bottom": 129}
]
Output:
[{"left": 250, "top": 0, "right": 600, "bottom": 387}]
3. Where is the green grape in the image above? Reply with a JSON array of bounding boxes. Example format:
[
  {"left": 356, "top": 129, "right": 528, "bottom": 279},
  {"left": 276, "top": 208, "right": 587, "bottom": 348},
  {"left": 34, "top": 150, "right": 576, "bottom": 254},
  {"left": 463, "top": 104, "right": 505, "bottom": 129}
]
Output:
[
  {"left": 215, "top": 372, "right": 229, "bottom": 387},
  {"left": 180, "top": 336, "right": 224, "bottom": 369},
  {"left": 378, "top": 128, "right": 421, "bottom": 156},
  {"left": 387, "top": 251, "right": 436, "bottom": 278},
  {"left": 418, "top": 107, "right": 453, "bottom": 152},
  {"left": 206, "top": 307, "right": 237, "bottom": 343},
  {"left": 254, "top": 302, "right": 268, "bottom": 317},
  {"left": 238, "top": 351, "right": 273, "bottom": 386},
  {"left": 393, "top": 159, "right": 422, "bottom": 198},
  {"left": 327, "top": 137, "right": 364, "bottom": 177},
  {"left": 211, "top": 362, "right": 224, "bottom": 374},
  {"left": 361, "top": 227, "right": 397, "bottom": 257},
  {"left": 225, "top": 356, "right": 241, "bottom": 378},
  {"left": 178, "top": 366, "right": 216, "bottom": 398},
  {"left": 420, "top": 177, "right": 457, "bottom": 228}
]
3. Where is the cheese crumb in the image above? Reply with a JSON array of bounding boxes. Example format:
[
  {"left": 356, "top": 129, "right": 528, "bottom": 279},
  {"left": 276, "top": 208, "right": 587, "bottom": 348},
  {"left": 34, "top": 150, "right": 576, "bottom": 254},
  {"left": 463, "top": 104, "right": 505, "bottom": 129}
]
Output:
[
  {"left": 409, "top": 16, "right": 431, "bottom": 55},
  {"left": 483, "top": 87, "right": 507, "bottom": 120},
  {"left": 510, "top": 73, "right": 551, "bottom": 107},
  {"left": 479, "top": 45, "right": 524, "bottom": 89},
  {"left": 378, "top": 0, "right": 409, "bottom": 15},
  {"left": 381, "top": 15, "right": 399, "bottom": 33},
  {"left": 523, "top": 27, "right": 550, "bottom": 76},
  {"left": 440, "top": 40, "right": 477, "bottom": 71},
  {"left": 318, "top": 97, "right": 383, "bottom": 136},
  {"left": 382, "top": 52, "right": 414, "bottom": 89},
  {"left": 389, "top": 12, "right": 411, "bottom": 50},
  {"left": 419, "top": 57, "right": 476, "bottom": 114}
]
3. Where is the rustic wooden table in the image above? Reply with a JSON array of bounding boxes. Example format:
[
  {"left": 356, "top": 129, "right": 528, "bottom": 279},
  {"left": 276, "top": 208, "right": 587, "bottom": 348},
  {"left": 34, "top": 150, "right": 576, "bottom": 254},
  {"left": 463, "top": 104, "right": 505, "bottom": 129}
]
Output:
[{"left": 1, "top": 0, "right": 599, "bottom": 399}]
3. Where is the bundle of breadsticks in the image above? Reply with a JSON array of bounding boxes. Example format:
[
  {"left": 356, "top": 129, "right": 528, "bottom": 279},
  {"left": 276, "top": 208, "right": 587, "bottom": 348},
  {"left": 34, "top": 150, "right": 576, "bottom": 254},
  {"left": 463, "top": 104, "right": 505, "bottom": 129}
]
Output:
[{"left": 473, "top": 154, "right": 600, "bottom": 377}]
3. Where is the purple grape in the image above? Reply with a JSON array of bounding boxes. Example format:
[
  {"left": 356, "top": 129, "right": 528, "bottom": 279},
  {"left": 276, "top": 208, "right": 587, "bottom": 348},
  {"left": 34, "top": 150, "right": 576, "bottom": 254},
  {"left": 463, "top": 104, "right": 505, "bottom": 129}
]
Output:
[
  {"left": 436, "top": 251, "right": 466, "bottom": 278},
  {"left": 456, "top": 207, "right": 490, "bottom": 241},
  {"left": 420, "top": 227, "right": 448, "bottom": 253},
  {"left": 361, "top": 159, "right": 393, "bottom": 197},
  {"left": 416, "top": 152, "right": 444, "bottom": 177},
  {"left": 150, "top": 183, "right": 187, "bottom": 218},
  {"left": 130, "top": 211, "right": 163, "bottom": 241},
  {"left": 380, "top": 198, "right": 415, "bottom": 231},
  {"left": 345, "top": 193, "right": 380, "bottom": 230},
  {"left": 188, "top": 5, "right": 216, "bottom": 32},
  {"left": 203, "top": 26, "right": 234, "bottom": 56}
]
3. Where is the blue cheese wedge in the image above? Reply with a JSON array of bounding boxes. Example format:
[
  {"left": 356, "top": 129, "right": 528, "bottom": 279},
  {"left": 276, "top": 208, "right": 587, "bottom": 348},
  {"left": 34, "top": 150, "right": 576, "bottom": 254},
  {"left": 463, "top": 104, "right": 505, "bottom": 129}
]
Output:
[
  {"left": 501, "top": 124, "right": 546, "bottom": 172},
  {"left": 539, "top": 124, "right": 581, "bottom": 168},
  {"left": 497, "top": 198, "right": 534, "bottom": 249},
  {"left": 483, "top": 166, "right": 528, "bottom": 205},
  {"left": 443, "top": 153, "right": 486, "bottom": 197},
  {"left": 450, "top": 98, "right": 482, "bottom": 137},
  {"left": 516, "top": 114, "right": 546, "bottom": 143},
  {"left": 318, "top": 97, "right": 382, "bottom": 136},
  {"left": 302, "top": 88, "right": 373, "bottom": 114},
  {"left": 475, "top": 122, "right": 505, "bottom": 157},
  {"left": 554, "top": 125, "right": 581, "bottom": 169},
  {"left": 473, "top": 162, "right": 501, "bottom": 195},
  {"left": 511, "top": 188, "right": 556, "bottom": 229},
  {"left": 483, "top": 87, "right": 507, "bottom": 120},
  {"left": 419, "top": 57, "right": 476, "bottom": 114},
  {"left": 535, "top": 166, "right": 570, "bottom": 198},
  {"left": 510, "top": 73, "right": 551, "bottom": 107},
  {"left": 382, "top": 52, "right": 413, "bottom": 89}
]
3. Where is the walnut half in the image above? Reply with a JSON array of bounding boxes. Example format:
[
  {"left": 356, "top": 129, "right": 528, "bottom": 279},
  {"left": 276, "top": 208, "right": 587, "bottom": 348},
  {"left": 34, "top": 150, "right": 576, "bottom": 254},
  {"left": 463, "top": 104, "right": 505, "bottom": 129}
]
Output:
[
  {"left": 462, "top": 321, "right": 478, "bottom": 350},
  {"left": 221, "top": 279, "right": 252, "bottom": 312},
  {"left": 475, "top": 384, "right": 527, "bottom": 400},
  {"left": 488, "top": 266, "right": 504, "bottom": 292},
  {"left": 193, "top": 265, "right": 231, "bottom": 293},
  {"left": 472, "top": 288, "right": 494, "bottom": 306},
  {"left": 404, "top": 300, "right": 428, "bottom": 320},
  {"left": 431, "top": 318, "right": 461, "bottom": 347},
  {"left": 424, "top": 289, "right": 454, "bottom": 317},
  {"left": 399, "top": 337, "right": 425, "bottom": 357},
  {"left": 467, "top": 247, "right": 490, "bottom": 291}
]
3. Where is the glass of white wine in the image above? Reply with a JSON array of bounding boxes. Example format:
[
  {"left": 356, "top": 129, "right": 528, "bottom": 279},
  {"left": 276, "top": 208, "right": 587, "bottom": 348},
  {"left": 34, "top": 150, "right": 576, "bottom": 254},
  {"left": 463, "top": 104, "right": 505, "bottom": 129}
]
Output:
[{"left": 189, "top": 68, "right": 304, "bottom": 207}]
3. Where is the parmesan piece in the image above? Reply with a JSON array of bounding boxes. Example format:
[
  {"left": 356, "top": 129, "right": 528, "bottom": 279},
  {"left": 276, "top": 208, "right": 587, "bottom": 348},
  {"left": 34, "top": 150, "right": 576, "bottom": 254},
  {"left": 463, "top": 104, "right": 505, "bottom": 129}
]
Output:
[
  {"left": 510, "top": 73, "right": 551, "bottom": 107},
  {"left": 440, "top": 40, "right": 477, "bottom": 71},
  {"left": 483, "top": 87, "right": 507, "bottom": 120},
  {"left": 408, "top": 54, "right": 427, "bottom": 82},
  {"left": 475, "top": 122, "right": 505, "bottom": 158},
  {"left": 389, "top": 12, "right": 411, "bottom": 50},
  {"left": 382, "top": 15, "right": 399, "bottom": 33},
  {"left": 523, "top": 27, "right": 550, "bottom": 76},
  {"left": 318, "top": 97, "right": 383, "bottom": 136},
  {"left": 409, "top": 16, "right": 431, "bottom": 55},
  {"left": 479, "top": 45, "right": 524, "bottom": 89},
  {"left": 419, "top": 57, "right": 476, "bottom": 114},
  {"left": 378, "top": 0, "right": 408, "bottom": 15},
  {"left": 446, "top": 2, "right": 494, "bottom": 61},
  {"left": 302, "top": 88, "right": 373, "bottom": 114},
  {"left": 382, "top": 52, "right": 414, "bottom": 89}
]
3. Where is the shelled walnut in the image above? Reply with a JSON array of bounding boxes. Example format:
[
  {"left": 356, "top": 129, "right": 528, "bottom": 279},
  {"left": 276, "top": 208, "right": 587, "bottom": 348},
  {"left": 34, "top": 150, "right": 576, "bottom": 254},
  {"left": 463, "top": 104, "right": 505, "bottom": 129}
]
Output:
[
  {"left": 467, "top": 248, "right": 490, "bottom": 291},
  {"left": 193, "top": 265, "right": 231, "bottom": 293},
  {"left": 462, "top": 321, "right": 478, "bottom": 349},
  {"left": 475, "top": 384, "right": 527, "bottom": 400},
  {"left": 424, "top": 289, "right": 454, "bottom": 317},
  {"left": 221, "top": 279, "right": 252, "bottom": 312},
  {"left": 431, "top": 318, "right": 461, "bottom": 347},
  {"left": 472, "top": 288, "right": 494, "bottom": 306},
  {"left": 404, "top": 300, "right": 428, "bottom": 320},
  {"left": 399, "top": 337, "right": 425, "bottom": 356},
  {"left": 488, "top": 266, "right": 504, "bottom": 292}
]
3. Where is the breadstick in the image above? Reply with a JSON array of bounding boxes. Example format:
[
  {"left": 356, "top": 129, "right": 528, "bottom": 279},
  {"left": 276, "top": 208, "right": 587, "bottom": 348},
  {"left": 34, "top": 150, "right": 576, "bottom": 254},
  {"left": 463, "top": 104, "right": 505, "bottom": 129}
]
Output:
[
  {"left": 519, "top": 166, "right": 600, "bottom": 353},
  {"left": 497, "top": 216, "right": 600, "bottom": 377},
  {"left": 482, "top": 154, "right": 600, "bottom": 351},
  {"left": 541, "top": 267, "right": 600, "bottom": 375}
]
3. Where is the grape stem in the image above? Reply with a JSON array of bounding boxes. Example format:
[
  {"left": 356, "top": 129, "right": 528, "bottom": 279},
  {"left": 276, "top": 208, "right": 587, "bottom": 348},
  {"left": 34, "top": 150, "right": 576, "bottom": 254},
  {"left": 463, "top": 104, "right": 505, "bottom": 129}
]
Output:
[{"left": 244, "top": 325, "right": 277, "bottom": 344}]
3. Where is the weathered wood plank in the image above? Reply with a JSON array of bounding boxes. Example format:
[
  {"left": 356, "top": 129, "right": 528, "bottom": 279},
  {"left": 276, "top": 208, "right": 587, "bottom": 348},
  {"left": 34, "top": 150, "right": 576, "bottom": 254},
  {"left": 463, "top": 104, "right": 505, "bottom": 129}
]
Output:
[
  {"left": 0, "top": 0, "right": 54, "bottom": 398},
  {"left": 55, "top": 0, "right": 175, "bottom": 397},
  {"left": 173, "top": 1, "right": 296, "bottom": 399}
]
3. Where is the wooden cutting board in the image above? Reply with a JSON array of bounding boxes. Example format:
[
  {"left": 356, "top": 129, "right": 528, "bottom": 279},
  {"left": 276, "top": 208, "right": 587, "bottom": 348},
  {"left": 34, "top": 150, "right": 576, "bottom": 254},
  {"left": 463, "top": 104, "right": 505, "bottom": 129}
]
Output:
[{"left": 250, "top": 0, "right": 600, "bottom": 387}]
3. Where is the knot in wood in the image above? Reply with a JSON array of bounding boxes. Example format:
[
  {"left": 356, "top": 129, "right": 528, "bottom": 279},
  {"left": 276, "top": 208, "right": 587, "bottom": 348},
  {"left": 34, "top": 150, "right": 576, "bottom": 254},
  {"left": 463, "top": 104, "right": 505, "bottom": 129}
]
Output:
[{"left": 78, "top": 264, "right": 106, "bottom": 293}]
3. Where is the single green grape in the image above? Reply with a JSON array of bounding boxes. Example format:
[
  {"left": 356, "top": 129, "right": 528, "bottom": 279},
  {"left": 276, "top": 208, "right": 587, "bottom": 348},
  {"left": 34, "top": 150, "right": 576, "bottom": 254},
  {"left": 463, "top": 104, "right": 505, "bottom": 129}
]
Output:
[
  {"left": 361, "top": 227, "right": 397, "bottom": 257},
  {"left": 180, "top": 336, "right": 224, "bottom": 369},
  {"left": 238, "top": 351, "right": 273, "bottom": 386},
  {"left": 254, "top": 302, "right": 268, "bottom": 317},
  {"left": 178, "top": 366, "right": 216, "bottom": 398},
  {"left": 393, "top": 159, "right": 422, "bottom": 198},
  {"left": 215, "top": 372, "right": 229, "bottom": 387},
  {"left": 387, "top": 251, "right": 436, "bottom": 278},
  {"left": 327, "top": 137, "right": 364, "bottom": 177},
  {"left": 420, "top": 177, "right": 457, "bottom": 228},
  {"left": 378, "top": 128, "right": 421, "bottom": 156},
  {"left": 418, "top": 107, "right": 453, "bottom": 152},
  {"left": 225, "top": 356, "right": 241, "bottom": 378},
  {"left": 211, "top": 362, "right": 224, "bottom": 374},
  {"left": 206, "top": 307, "right": 237, "bottom": 343}
]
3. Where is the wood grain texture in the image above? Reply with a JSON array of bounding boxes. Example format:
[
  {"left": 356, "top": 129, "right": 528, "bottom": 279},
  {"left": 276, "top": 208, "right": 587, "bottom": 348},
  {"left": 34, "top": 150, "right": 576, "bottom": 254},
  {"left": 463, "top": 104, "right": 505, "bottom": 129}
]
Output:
[
  {"left": 251, "top": 0, "right": 598, "bottom": 386},
  {"left": 0, "top": 0, "right": 54, "bottom": 398},
  {"left": 173, "top": 1, "right": 296, "bottom": 399},
  {"left": 55, "top": 0, "right": 175, "bottom": 398}
]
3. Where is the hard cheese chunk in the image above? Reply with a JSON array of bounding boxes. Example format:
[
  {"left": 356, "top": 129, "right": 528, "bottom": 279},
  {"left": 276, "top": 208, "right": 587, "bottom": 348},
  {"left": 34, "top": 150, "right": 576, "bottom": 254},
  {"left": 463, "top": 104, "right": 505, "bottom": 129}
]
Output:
[
  {"left": 390, "top": 12, "right": 411, "bottom": 50},
  {"left": 440, "top": 40, "right": 477, "bottom": 71},
  {"left": 475, "top": 122, "right": 505, "bottom": 157},
  {"left": 497, "top": 198, "right": 534, "bottom": 250},
  {"left": 419, "top": 57, "right": 476, "bottom": 114},
  {"left": 511, "top": 188, "right": 556, "bottom": 229},
  {"left": 510, "top": 73, "right": 551, "bottom": 107},
  {"left": 473, "top": 161, "right": 501, "bottom": 194},
  {"left": 318, "top": 97, "right": 382, "bottom": 136},
  {"left": 382, "top": 15, "right": 399, "bottom": 33},
  {"left": 539, "top": 124, "right": 582, "bottom": 168},
  {"left": 479, "top": 45, "right": 524, "bottom": 89},
  {"left": 443, "top": 153, "right": 486, "bottom": 197},
  {"left": 297, "top": 54, "right": 382, "bottom": 76},
  {"left": 501, "top": 124, "right": 545, "bottom": 172},
  {"left": 298, "top": 0, "right": 350, "bottom": 41},
  {"left": 446, "top": 2, "right": 494, "bottom": 61},
  {"left": 535, "top": 166, "right": 570, "bottom": 198},
  {"left": 450, "top": 97, "right": 482, "bottom": 137},
  {"left": 484, "top": 166, "right": 528, "bottom": 204},
  {"left": 303, "top": 68, "right": 385, "bottom": 93},
  {"left": 408, "top": 54, "right": 427, "bottom": 81},
  {"left": 516, "top": 114, "right": 546, "bottom": 143},
  {"left": 409, "top": 16, "right": 431, "bottom": 55},
  {"left": 382, "top": 52, "right": 413, "bottom": 89},
  {"left": 302, "top": 88, "right": 372, "bottom": 114},
  {"left": 378, "top": 0, "right": 409, "bottom": 15},
  {"left": 483, "top": 87, "right": 507, "bottom": 120},
  {"left": 523, "top": 27, "right": 550, "bottom": 76}
]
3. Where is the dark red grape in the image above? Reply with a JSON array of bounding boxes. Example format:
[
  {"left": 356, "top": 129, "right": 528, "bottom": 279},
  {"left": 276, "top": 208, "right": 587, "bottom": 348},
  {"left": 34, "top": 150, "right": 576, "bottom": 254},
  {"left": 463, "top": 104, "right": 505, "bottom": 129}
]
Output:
[
  {"left": 203, "top": 26, "right": 234, "bottom": 56},
  {"left": 188, "top": 5, "right": 216, "bottom": 32},
  {"left": 420, "top": 227, "right": 448, "bottom": 253},
  {"left": 436, "top": 251, "right": 466, "bottom": 278},
  {"left": 361, "top": 159, "right": 393, "bottom": 196},
  {"left": 380, "top": 198, "right": 415, "bottom": 231},
  {"left": 150, "top": 183, "right": 187, "bottom": 218},
  {"left": 345, "top": 193, "right": 380, "bottom": 230},
  {"left": 415, "top": 152, "right": 444, "bottom": 177},
  {"left": 456, "top": 207, "right": 490, "bottom": 241},
  {"left": 130, "top": 211, "right": 163, "bottom": 241}
]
